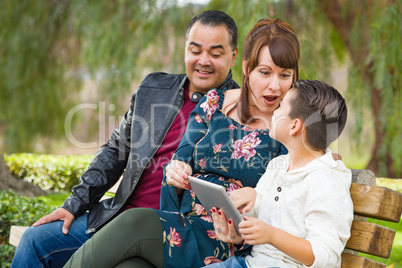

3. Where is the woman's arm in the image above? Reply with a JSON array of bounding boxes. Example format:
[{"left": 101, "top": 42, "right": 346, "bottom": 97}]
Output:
[
  {"left": 164, "top": 92, "right": 212, "bottom": 195},
  {"left": 171, "top": 93, "right": 211, "bottom": 168}
]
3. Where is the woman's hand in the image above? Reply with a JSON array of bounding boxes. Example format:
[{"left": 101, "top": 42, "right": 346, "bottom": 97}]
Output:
[
  {"left": 229, "top": 187, "right": 257, "bottom": 214},
  {"left": 210, "top": 207, "right": 244, "bottom": 244},
  {"left": 165, "top": 160, "right": 192, "bottom": 191}
]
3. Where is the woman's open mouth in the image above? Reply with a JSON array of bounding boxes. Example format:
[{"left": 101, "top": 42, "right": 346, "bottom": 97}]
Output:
[{"left": 263, "top": 95, "right": 279, "bottom": 105}]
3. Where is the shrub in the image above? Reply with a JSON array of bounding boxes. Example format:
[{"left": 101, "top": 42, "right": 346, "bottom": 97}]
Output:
[
  {"left": 0, "top": 190, "right": 56, "bottom": 267},
  {"left": 5, "top": 153, "right": 92, "bottom": 192}
]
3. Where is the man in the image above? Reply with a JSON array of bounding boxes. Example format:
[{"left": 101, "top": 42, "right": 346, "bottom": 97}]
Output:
[{"left": 11, "top": 10, "right": 239, "bottom": 268}]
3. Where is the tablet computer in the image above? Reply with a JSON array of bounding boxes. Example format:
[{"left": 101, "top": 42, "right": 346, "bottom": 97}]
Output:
[{"left": 187, "top": 176, "right": 244, "bottom": 233}]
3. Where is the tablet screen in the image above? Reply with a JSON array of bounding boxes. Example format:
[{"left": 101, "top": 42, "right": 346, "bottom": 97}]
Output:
[{"left": 187, "top": 176, "right": 244, "bottom": 233}]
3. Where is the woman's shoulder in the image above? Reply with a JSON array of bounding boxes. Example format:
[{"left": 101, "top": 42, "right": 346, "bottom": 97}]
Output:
[
  {"left": 222, "top": 88, "right": 241, "bottom": 112},
  {"left": 223, "top": 88, "right": 241, "bottom": 100}
]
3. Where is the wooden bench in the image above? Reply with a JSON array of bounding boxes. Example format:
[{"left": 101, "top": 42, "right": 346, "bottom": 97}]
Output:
[
  {"left": 342, "top": 169, "right": 402, "bottom": 267},
  {"left": 8, "top": 170, "right": 402, "bottom": 267}
]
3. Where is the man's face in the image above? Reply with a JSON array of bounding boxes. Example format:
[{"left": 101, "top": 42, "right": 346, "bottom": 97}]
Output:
[{"left": 185, "top": 21, "right": 237, "bottom": 94}]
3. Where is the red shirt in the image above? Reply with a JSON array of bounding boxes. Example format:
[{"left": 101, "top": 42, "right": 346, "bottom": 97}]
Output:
[{"left": 124, "top": 83, "right": 196, "bottom": 210}]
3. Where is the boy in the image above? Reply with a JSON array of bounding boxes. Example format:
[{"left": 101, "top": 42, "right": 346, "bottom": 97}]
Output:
[{"left": 209, "top": 80, "right": 353, "bottom": 267}]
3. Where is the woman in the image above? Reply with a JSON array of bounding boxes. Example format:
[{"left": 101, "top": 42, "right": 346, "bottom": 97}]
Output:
[{"left": 64, "top": 18, "right": 300, "bottom": 268}]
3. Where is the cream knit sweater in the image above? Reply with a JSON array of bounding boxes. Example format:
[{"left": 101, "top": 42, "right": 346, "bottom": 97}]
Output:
[{"left": 244, "top": 149, "right": 353, "bottom": 268}]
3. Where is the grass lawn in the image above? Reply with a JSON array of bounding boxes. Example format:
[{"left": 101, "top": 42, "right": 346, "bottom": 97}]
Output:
[{"left": 38, "top": 192, "right": 70, "bottom": 208}]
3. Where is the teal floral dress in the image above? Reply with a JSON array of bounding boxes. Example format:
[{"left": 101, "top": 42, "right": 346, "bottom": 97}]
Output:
[{"left": 155, "top": 88, "right": 287, "bottom": 268}]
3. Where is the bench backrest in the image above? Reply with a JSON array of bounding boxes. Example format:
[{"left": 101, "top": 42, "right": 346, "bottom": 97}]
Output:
[{"left": 341, "top": 169, "right": 402, "bottom": 268}]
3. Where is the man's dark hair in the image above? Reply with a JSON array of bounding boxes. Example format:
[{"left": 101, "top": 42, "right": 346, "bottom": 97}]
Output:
[
  {"left": 186, "top": 10, "right": 238, "bottom": 51},
  {"left": 289, "top": 80, "right": 348, "bottom": 151}
]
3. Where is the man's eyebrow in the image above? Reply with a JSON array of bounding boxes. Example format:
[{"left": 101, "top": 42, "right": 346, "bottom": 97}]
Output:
[
  {"left": 211, "top": 44, "right": 224, "bottom": 50},
  {"left": 189, "top": 41, "right": 201, "bottom": 47},
  {"left": 189, "top": 42, "right": 224, "bottom": 50}
]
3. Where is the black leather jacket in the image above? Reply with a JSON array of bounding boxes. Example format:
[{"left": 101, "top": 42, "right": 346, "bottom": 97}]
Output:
[{"left": 61, "top": 71, "right": 239, "bottom": 233}]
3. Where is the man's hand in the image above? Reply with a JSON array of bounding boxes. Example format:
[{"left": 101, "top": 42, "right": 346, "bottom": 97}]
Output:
[
  {"left": 332, "top": 152, "right": 342, "bottom": 161},
  {"left": 33, "top": 208, "right": 75, "bottom": 235}
]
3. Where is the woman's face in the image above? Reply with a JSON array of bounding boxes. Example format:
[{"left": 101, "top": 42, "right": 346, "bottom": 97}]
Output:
[{"left": 245, "top": 45, "right": 294, "bottom": 123}]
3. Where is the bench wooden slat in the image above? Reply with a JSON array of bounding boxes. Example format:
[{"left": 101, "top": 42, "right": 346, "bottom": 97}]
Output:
[
  {"left": 345, "top": 221, "right": 396, "bottom": 258},
  {"left": 351, "top": 183, "right": 402, "bottom": 222},
  {"left": 341, "top": 253, "right": 386, "bottom": 268},
  {"left": 9, "top": 226, "right": 29, "bottom": 247}
]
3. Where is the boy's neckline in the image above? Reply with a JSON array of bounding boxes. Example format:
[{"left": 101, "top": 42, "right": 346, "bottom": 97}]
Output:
[{"left": 287, "top": 149, "right": 326, "bottom": 172}]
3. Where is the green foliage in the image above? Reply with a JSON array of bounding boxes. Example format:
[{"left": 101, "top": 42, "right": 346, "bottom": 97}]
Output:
[
  {"left": 37, "top": 192, "right": 71, "bottom": 207},
  {"left": 224, "top": 0, "right": 401, "bottom": 177},
  {"left": 0, "top": 0, "right": 194, "bottom": 153},
  {"left": 343, "top": 2, "right": 401, "bottom": 176},
  {"left": 366, "top": 4, "right": 401, "bottom": 176},
  {"left": 0, "top": 1, "right": 81, "bottom": 153},
  {"left": 0, "top": 243, "right": 15, "bottom": 268},
  {"left": 0, "top": 0, "right": 400, "bottom": 176},
  {"left": 376, "top": 178, "right": 402, "bottom": 193},
  {"left": 5, "top": 154, "right": 92, "bottom": 192},
  {"left": 0, "top": 190, "right": 56, "bottom": 267}
]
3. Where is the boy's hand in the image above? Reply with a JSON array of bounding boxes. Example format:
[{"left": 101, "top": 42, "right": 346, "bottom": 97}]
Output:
[
  {"left": 239, "top": 216, "right": 273, "bottom": 245},
  {"left": 229, "top": 187, "right": 257, "bottom": 214}
]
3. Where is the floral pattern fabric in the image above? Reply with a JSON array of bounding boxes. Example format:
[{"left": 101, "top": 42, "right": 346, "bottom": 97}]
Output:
[{"left": 155, "top": 88, "right": 287, "bottom": 268}]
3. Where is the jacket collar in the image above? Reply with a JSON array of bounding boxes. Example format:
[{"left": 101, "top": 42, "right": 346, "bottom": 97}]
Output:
[{"left": 181, "top": 70, "right": 239, "bottom": 103}]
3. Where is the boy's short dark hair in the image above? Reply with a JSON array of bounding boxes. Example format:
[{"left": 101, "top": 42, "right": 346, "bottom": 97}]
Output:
[
  {"left": 186, "top": 10, "right": 238, "bottom": 51},
  {"left": 289, "top": 80, "right": 348, "bottom": 151}
]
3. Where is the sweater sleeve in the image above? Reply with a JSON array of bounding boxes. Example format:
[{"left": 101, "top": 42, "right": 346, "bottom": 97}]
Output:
[{"left": 304, "top": 169, "right": 353, "bottom": 268}]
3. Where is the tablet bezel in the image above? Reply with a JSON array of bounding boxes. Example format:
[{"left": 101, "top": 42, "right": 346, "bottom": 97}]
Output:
[{"left": 187, "top": 176, "right": 244, "bottom": 233}]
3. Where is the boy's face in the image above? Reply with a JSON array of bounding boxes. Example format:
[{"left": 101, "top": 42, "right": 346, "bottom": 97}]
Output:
[{"left": 269, "top": 89, "right": 296, "bottom": 143}]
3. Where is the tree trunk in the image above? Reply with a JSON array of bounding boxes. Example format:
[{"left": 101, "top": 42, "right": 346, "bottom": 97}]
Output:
[
  {"left": 319, "top": 0, "right": 395, "bottom": 177},
  {"left": 365, "top": 76, "right": 396, "bottom": 177},
  {"left": 0, "top": 154, "right": 47, "bottom": 197}
]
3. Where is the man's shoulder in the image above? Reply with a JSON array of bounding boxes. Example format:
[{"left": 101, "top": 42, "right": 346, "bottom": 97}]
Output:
[{"left": 139, "top": 72, "right": 186, "bottom": 89}]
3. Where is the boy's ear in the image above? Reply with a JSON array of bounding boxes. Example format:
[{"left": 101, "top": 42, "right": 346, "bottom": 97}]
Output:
[{"left": 289, "top": 118, "right": 303, "bottom": 136}]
